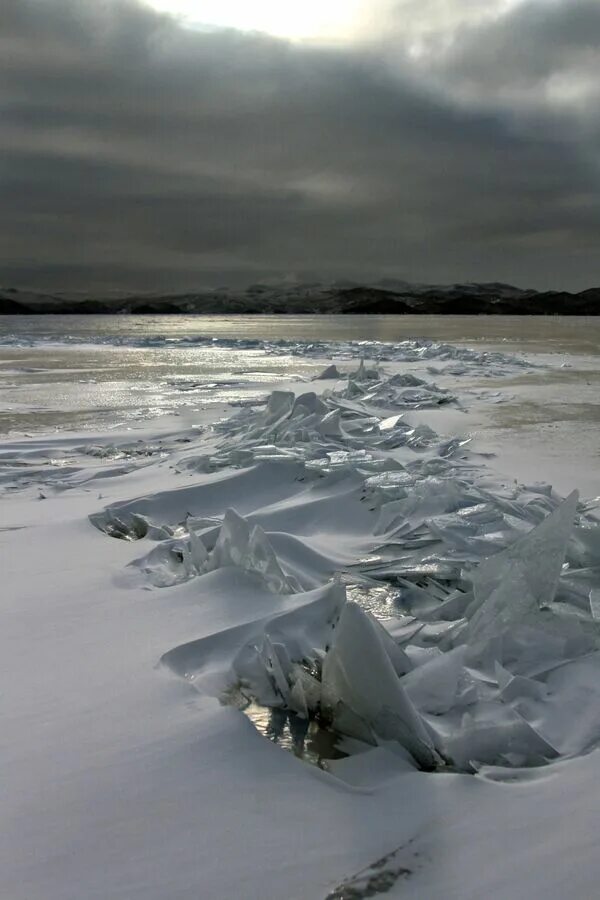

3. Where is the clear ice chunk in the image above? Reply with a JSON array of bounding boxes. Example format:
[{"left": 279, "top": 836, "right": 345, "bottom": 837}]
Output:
[
  {"left": 314, "top": 364, "right": 342, "bottom": 380},
  {"left": 431, "top": 702, "right": 559, "bottom": 770},
  {"left": 468, "top": 490, "right": 578, "bottom": 644},
  {"left": 321, "top": 603, "right": 438, "bottom": 769},
  {"left": 247, "top": 524, "right": 296, "bottom": 594},
  {"left": 259, "top": 634, "right": 293, "bottom": 703},
  {"left": 209, "top": 508, "right": 250, "bottom": 569},
  {"left": 400, "top": 646, "right": 467, "bottom": 714},
  {"left": 187, "top": 518, "right": 209, "bottom": 573}
]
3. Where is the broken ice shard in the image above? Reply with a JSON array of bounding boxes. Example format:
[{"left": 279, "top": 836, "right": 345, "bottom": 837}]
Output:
[
  {"left": 209, "top": 508, "right": 250, "bottom": 568},
  {"left": 247, "top": 524, "right": 298, "bottom": 594},
  {"left": 207, "top": 509, "right": 296, "bottom": 592},
  {"left": 468, "top": 490, "right": 578, "bottom": 644},
  {"left": 314, "top": 364, "right": 342, "bottom": 380},
  {"left": 321, "top": 602, "right": 438, "bottom": 769},
  {"left": 187, "top": 517, "right": 209, "bottom": 573}
]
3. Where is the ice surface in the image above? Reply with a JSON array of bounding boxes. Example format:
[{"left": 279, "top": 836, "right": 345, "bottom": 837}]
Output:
[
  {"left": 162, "top": 372, "right": 600, "bottom": 775},
  {"left": 468, "top": 490, "right": 579, "bottom": 644},
  {"left": 431, "top": 703, "right": 559, "bottom": 770},
  {"left": 400, "top": 646, "right": 468, "bottom": 714},
  {"left": 209, "top": 507, "right": 250, "bottom": 567},
  {"left": 187, "top": 517, "right": 209, "bottom": 572},
  {"left": 6, "top": 336, "right": 600, "bottom": 900},
  {"left": 321, "top": 603, "right": 438, "bottom": 769},
  {"left": 314, "top": 364, "right": 343, "bottom": 380},
  {"left": 202, "top": 509, "right": 299, "bottom": 593},
  {"left": 246, "top": 524, "right": 300, "bottom": 593}
]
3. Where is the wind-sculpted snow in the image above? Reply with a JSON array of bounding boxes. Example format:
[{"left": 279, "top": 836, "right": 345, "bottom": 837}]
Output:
[
  {"left": 87, "top": 358, "right": 600, "bottom": 773},
  {"left": 158, "top": 493, "right": 600, "bottom": 771},
  {"left": 0, "top": 437, "right": 181, "bottom": 497},
  {"left": 8, "top": 332, "right": 600, "bottom": 900}
]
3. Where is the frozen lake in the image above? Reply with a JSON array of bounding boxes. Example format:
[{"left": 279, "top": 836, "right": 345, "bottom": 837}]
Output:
[
  {"left": 1, "top": 313, "right": 599, "bottom": 431},
  {"left": 3, "top": 317, "right": 600, "bottom": 900},
  {"left": 1, "top": 314, "right": 599, "bottom": 496}
]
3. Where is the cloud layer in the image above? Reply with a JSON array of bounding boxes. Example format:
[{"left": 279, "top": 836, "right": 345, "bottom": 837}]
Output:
[{"left": 1, "top": 0, "right": 599, "bottom": 290}]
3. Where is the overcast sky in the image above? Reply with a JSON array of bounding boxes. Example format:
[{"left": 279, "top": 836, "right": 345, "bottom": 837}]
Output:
[{"left": 1, "top": 0, "right": 599, "bottom": 292}]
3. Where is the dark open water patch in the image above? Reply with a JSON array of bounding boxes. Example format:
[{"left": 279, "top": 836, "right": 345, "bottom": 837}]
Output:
[{"left": 241, "top": 701, "right": 347, "bottom": 768}]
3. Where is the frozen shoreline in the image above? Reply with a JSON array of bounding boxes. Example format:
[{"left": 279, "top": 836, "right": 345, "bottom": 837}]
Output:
[{"left": 2, "top": 339, "right": 600, "bottom": 899}]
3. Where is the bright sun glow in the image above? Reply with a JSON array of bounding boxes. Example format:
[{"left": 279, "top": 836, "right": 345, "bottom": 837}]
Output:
[{"left": 146, "top": 0, "right": 366, "bottom": 41}]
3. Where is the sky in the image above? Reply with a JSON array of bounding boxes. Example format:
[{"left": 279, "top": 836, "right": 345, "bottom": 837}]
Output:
[{"left": 1, "top": 0, "right": 599, "bottom": 292}]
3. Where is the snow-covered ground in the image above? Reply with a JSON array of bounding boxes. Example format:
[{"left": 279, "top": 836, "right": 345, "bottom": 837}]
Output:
[{"left": 2, "top": 333, "right": 600, "bottom": 899}]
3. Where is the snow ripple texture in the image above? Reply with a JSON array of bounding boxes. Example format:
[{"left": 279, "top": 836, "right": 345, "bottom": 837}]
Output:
[{"left": 91, "top": 358, "right": 600, "bottom": 773}]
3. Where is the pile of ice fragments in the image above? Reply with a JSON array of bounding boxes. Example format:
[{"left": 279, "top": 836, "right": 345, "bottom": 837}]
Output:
[
  {"left": 259, "top": 336, "right": 534, "bottom": 378},
  {"left": 260, "top": 334, "right": 534, "bottom": 377},
  {"left": 228, "top": 488, "right": 600, "bottom": 772},
  {"left": 208, "top": 360, "right": 461, "bottom": 469},
  {"left": 93, "top": 360, "right": 600, "bottom": 772},
  {"left": 11, "top": 330, "right": 534, "bottom": 376}
]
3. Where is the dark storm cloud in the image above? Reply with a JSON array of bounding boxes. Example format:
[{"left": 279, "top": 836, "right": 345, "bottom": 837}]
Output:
[
  {"left": 436, "top": 0, "right": 600, "bottom": 91},
  {"left": 1, "top": 0, "right": 599, "bottom": 291}
]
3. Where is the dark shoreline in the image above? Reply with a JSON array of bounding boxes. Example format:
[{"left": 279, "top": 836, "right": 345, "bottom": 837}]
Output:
[{"left": 2, "top": 283, "right": 600, "bottom": 316}]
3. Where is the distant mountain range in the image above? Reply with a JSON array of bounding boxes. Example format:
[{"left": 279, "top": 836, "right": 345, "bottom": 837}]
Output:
[{"left": 1, "top": 280, "right": 600, "bottom": 315}]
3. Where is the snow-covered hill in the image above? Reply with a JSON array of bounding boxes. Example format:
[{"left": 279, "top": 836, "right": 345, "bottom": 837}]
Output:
[{"left": 2, "top": 279, "right": 599, "bottom": 315}]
